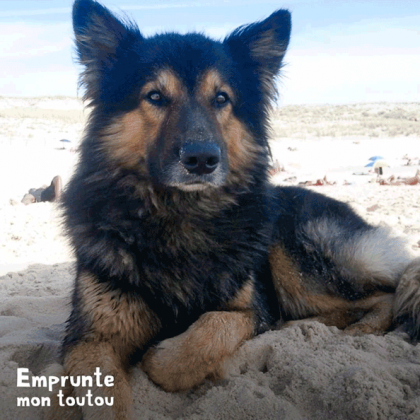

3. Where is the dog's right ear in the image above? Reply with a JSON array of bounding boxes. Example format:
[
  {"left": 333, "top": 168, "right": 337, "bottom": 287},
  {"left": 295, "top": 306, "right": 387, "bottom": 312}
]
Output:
[{"left": 72, "top": 0, "right": 142, "bottom": 100}]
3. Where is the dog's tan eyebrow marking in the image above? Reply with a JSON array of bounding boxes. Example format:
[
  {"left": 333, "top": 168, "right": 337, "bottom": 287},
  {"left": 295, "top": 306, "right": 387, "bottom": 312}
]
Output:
[
  {"left": 198, "top": 69, "right": 234, "bottom": 101},
  {"left": 141, "top": 69, "right": 184, "bottom": 98}
]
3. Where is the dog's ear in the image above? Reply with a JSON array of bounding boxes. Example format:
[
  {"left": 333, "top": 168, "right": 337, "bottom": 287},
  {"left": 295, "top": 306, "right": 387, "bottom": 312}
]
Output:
[
  {"left": 72, "top": 0, "right": 142, "bottom": 101},
  {"left": 224, "top": 10, "right": 291, "bottom": 98}
]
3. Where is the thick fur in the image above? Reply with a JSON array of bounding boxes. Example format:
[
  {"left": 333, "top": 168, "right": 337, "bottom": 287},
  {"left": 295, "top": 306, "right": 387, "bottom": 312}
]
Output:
[{"left": 54, "top": 1, "right": 420, "bottom": 419}]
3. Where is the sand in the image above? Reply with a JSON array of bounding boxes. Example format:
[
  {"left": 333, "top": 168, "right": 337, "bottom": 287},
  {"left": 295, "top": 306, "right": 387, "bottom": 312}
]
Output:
[{"left": 0, "top": 98, "right": 419, "bottom": 420}]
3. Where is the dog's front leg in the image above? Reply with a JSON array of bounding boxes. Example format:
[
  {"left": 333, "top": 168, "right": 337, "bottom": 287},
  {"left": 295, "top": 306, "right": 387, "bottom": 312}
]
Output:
[
  {"left": 46, "top": 341, "right": 134, "bottom": 420},
  {"left": 142, "top": 309, "right": 255, "bottom": 391},
  {"left": 46, "top": 269, "right": 161, "bottom": 420}
]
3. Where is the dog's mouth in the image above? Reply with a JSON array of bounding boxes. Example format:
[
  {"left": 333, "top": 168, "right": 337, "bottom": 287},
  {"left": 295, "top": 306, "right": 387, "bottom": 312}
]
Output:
[
  {"left": 176, "top": 182, "right": 212, "bottom": 192},
  {"left": 152, "top": 165, "right": 226, "bottom": 192}
]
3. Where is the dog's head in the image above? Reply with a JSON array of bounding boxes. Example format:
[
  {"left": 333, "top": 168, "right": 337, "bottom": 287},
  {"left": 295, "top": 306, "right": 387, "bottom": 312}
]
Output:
[{"left": 73, "top": 0, "right": 291, "bottom": 192}]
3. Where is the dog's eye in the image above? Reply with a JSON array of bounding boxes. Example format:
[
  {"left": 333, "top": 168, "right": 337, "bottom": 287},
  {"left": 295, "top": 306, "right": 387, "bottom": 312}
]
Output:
[
  {"left": 147, "top": 91, "right": 162, "bottom": 103},
  {"left": 215, "top": 92, "right": 229, "bottom": 106}
]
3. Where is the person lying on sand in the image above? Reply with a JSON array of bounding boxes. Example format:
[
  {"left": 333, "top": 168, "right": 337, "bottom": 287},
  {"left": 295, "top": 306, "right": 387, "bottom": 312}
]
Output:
[
  {"left": 21, "top": 175, "right": 62, "bottom": 204},
  {"left": 299, "top": 175, "right": 336, "bottom": 186},
  {"left": 377, "top": 170, "right": 420, "bottom": 186}
]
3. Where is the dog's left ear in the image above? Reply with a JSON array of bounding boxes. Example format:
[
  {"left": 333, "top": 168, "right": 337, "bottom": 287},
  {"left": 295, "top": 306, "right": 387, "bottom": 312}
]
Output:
[{"left": 224, "top": 10, "right": 291, "bottom": 97}]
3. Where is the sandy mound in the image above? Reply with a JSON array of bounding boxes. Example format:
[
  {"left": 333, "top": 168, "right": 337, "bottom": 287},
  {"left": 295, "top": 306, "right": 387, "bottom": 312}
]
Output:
[
  {"left": 1, "top": 261, "right": 419, "bottom": 419},
  {"left": 131, "top": 324, "right": 420, "bottom": 420}
]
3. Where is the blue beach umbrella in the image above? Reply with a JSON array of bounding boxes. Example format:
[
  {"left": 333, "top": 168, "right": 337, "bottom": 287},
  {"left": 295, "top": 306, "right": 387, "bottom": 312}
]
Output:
[
  {"left": 365, "top": 160, "right": 389, "bottom": 168},
  {"left": 368, "top": 156, "right": 384, "bottom": 161},
  {"left": 365, "top": 159, "right": 389, "bottom": 175}
]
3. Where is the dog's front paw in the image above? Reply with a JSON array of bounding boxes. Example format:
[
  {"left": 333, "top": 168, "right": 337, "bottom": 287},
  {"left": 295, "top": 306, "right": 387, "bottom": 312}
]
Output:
[
  {"left": 142, "top": 335, "right": 213, "bottom": 392},
  {"left": 344, "top": 323, "right": 378, "bottom": 336}
]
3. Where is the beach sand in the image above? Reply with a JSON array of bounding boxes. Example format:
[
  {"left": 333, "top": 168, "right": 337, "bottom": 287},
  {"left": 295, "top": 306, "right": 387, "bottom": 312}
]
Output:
[{"left": 1, "top": 98, "right": 419, "bottom": 419}]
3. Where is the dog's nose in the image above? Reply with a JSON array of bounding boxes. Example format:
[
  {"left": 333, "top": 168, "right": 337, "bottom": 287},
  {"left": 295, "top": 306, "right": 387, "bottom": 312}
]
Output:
[{"left": 180, "top": 142, "right": 221, "bottom": 175}]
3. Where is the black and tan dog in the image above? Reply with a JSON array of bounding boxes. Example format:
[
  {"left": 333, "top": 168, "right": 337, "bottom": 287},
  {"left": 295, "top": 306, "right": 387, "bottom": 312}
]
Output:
[{"left": 49, "top": 0, "right": 420, "bottom": 418}]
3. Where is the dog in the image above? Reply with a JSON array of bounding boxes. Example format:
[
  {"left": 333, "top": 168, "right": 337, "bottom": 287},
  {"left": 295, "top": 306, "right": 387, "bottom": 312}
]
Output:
[{"left": 49, "top": 1, "right": 420, "bottom": 418}]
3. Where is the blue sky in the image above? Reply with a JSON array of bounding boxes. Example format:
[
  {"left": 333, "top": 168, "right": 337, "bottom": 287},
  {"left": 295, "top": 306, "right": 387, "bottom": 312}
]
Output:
[{"left": 1, "top": 0, "right": 419, "bottom": 105}]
